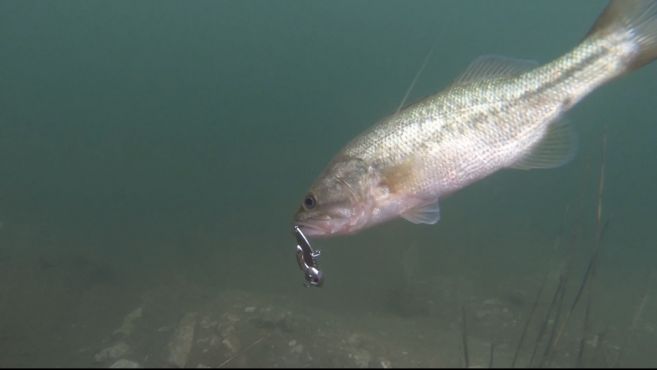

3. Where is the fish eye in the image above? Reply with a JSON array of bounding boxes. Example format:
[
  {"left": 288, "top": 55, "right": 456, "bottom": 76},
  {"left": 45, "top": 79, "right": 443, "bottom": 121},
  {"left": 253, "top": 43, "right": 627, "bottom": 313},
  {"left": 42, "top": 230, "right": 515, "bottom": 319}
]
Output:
[{"left": 303, "top": 194, "right": 317, "bottom": 209}]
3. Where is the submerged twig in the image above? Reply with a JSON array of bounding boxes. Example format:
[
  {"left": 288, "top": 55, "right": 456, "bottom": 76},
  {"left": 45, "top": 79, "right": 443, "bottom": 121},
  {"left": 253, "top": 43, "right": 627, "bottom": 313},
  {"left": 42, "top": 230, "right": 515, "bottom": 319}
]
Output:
[
  {"left": 217, "top": 335, "right": 267, "bottom": 368},
  {"left": 488, "top": 341, "right": 495, "bottom": 368}
]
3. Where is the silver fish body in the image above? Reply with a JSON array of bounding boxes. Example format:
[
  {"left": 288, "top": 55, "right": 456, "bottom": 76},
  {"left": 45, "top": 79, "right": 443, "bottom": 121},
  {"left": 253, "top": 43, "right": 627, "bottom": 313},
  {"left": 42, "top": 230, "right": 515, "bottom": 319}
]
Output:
[{"left": 295, "top": 0, "right": 657, "bottom": 237}]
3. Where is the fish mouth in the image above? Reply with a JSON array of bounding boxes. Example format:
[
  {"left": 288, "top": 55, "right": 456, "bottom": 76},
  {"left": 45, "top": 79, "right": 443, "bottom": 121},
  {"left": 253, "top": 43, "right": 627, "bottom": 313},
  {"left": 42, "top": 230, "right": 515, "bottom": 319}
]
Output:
[
  {"left": 294, "top": 205, "right": 363, "bottom": 238},
  {"left": 294, "top": 221, "right": 332, "bottom": 238},
  {"left": 295, "top": 216, "right": 360, "bottom": 238}
]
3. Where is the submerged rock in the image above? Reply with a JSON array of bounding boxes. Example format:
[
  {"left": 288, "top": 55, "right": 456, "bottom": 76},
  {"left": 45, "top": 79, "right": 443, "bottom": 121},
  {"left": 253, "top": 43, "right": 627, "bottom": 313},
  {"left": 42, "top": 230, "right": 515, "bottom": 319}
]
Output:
[
  {"left": 94, "top": 342, "right": 130, "bottom": 362},
  {"left": 109, "top": 359, "right": 140, "bottom": 368},
  {"left": 379, "top": 358, "right": 392, "bottom": 368},
  {"left": 113, "top": 307, "right": 143, "bottom": 337},
  {"left": 350, "top": 348, "right": 371, "bottom": 368},
  {"left": 167, "top": 312, "right": 197, "bottom": 368},
  {"left": 199, "top": 315, "right": 217, "bottom": 330}
]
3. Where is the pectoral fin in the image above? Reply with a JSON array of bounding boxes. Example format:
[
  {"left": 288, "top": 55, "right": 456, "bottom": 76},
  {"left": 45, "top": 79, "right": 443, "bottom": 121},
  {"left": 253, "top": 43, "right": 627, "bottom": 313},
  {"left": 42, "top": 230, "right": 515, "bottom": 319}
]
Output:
[{"left": 401, "top": 200, "right": 441, "bottom": 225}]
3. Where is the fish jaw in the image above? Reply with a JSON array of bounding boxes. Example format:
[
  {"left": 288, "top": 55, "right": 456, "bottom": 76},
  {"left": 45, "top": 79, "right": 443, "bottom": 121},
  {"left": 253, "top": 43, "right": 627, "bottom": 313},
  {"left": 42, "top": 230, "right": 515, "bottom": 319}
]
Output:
[
  {"left": 294, "top": 185, "right": 423, "bottom": 238},
  {"left": 294, "top": 156, "right": 379, "bottom": 237},
  {"left": 294, "top": 220, "right": 348, "bottom": 238},
  {"left": 294, "top": 210, "right": 362, "bottom": 238},
  {"left": 293, "top": 192, "right": 375, "bottom": 237}
]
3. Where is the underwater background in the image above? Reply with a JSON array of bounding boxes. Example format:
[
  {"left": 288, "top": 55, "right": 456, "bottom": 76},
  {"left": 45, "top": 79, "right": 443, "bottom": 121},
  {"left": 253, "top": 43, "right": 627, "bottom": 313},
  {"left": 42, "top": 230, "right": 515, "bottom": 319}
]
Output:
[{"left": 2, "top": 0, "right": 657, "bottom": 367}]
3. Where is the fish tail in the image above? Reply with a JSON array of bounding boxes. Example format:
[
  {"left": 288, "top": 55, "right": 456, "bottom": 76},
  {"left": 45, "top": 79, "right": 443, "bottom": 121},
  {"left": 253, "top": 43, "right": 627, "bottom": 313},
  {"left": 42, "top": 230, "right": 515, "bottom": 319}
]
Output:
[{"left": 587, "top": 0, "right": 657, "bottom": 71}]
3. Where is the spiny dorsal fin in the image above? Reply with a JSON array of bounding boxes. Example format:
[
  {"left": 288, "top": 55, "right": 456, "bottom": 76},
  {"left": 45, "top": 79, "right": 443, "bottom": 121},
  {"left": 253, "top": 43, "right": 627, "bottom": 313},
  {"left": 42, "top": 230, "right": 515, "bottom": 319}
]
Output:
[
  {"left": 510, "top": 118, "right": 578, "bottom": 170},
  {"left": 401, "top": 200, "right": 441, "bottom": 225},
  {"left": 452, "top": 55, "right": 539, "bottom": 86}
]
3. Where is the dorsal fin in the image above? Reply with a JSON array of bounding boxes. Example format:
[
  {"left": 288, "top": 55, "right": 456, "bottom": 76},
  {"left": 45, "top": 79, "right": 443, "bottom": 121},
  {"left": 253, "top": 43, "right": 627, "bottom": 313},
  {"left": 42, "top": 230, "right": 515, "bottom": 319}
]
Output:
[{"left": 452, "top": 55, "right": 539, "bottom": 86}]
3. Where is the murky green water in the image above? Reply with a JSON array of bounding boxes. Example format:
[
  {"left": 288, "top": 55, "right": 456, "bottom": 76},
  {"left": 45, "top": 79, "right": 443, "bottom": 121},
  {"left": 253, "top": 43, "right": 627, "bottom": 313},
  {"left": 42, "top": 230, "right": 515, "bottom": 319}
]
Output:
[{"left": 1, "top": 0, "right": 657, "bottom": 367}]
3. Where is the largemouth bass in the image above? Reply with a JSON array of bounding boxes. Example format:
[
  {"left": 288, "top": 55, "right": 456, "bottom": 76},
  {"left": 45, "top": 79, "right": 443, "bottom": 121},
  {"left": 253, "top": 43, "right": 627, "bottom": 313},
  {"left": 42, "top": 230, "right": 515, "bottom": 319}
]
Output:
[{"left": 295, "top": 0, "right": 657, "bottom": 238}]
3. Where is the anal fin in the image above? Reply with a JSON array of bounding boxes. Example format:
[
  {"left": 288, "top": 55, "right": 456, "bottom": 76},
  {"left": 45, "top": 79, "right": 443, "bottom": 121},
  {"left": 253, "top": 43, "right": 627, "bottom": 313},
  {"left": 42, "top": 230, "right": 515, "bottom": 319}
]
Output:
[{"left": 511, "top": 118, "right": 578, "bottom": 170}]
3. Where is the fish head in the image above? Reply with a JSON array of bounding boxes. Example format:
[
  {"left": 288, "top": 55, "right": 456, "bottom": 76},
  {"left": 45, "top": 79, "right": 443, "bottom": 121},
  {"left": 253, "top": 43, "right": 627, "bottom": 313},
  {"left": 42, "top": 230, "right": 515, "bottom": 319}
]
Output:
[{"left": 294, "top": 156, "right": 384, "bottom": 237}]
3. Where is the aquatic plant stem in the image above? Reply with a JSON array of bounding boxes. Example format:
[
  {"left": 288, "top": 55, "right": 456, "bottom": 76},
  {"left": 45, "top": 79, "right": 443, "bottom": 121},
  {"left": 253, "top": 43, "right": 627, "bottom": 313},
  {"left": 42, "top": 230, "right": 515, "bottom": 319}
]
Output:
[
  {"left": 575, "top": 266, "right": 595, "bottom": 367},
  {"left": 510, "top": 273, "right": 548, "bottom": 368},
  {"left": 488, "top": 342, "right": 495, "bottom": 368},
  {"left": 396, "top": 41, "right": 437, "bottom": 113},
  {"left": 461, "top": 305, "right": 470, "bottom": 368},
  {"left": 614, "top": 276, "right": 651, "bottom": 367},
  {"left": 528, "top": 273, "right": 566, "bottom": 367},
  {"left": 552, "top": 130, "right": 608, "bottom": 351},
  {"left": 538, "top": 275, "right": 568, "bottom": 368}
]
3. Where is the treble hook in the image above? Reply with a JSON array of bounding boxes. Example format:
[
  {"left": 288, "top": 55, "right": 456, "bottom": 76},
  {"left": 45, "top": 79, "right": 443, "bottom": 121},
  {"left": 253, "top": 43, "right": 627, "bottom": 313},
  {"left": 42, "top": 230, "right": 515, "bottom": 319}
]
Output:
[{"left": 293, "top": 225, "right": 324, "bottom": 287}]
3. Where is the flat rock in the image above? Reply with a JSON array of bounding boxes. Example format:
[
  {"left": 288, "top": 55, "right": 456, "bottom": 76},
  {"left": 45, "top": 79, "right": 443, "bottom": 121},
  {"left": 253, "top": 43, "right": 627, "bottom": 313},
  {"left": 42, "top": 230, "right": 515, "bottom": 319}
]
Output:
[
  {"left": 109, "top": 359, "right": 140, "bottom": 368},
  {"left": 167, "top": 312, "right": 197, "bottom": 368},
  {"left": 95, "top": 342, "right": 130, "bottom": 362},
  {"left": 113, "top": 307, "right": 143, "bottom": 337}
]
